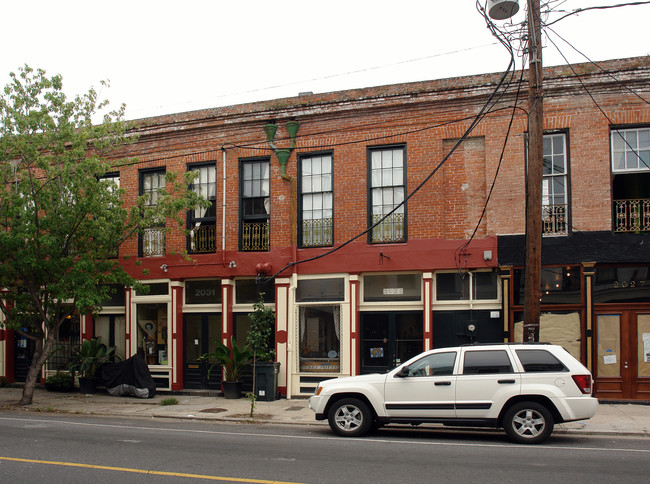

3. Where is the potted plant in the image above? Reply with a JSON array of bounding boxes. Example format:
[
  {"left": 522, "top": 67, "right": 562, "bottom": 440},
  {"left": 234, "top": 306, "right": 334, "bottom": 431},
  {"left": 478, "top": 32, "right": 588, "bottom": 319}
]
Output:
[
  {"left": 199, "top": 336, "right": 253, "bottom": 399},
  {"left": 68, "top": 337, "right": 115, "bottom": 394},
  {"left": 247, "top": 293, "right": 280, "bottom": 402}
]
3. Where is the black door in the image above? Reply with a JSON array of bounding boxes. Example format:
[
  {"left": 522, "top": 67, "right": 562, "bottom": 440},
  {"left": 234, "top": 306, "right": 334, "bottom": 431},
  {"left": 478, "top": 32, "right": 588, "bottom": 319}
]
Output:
[
  {"left": 13, "top": 330, "right": 37, "bottom": 383},
  {"left": 183, "top": 314, "right": 220, "bottom": 389},
  {"left": 360, "top": 312, "right": 423, "bottom": 374}
]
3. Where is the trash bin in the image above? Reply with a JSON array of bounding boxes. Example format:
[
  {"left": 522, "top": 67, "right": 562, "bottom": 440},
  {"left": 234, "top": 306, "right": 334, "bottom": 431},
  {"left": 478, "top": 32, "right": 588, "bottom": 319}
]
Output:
[{"left": 254, "top": 361, "right": 281, "bottom": 401}]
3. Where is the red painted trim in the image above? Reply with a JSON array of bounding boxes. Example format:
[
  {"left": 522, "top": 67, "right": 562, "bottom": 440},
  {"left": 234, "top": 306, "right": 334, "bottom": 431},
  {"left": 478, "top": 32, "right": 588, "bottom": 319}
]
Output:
[
  {"left": 350, "top": 279, "right": 361, "bottom": 376},
  {"left": 5, "top": 329, "right": 15, "bottom": 382},
  {"left": 81, "top": 315, "right": 94, "bottom": 341},
  {"left": 173, "top": 285, "right": 184, "bottom": 390},
  {"left": 222, "top": 283, "right": 234, "bottom": 340}
]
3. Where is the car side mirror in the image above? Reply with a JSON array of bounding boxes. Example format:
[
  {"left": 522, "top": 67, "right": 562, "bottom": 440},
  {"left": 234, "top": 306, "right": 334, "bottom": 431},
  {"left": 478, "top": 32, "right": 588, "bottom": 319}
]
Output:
[{"left": 395, "top": 366, "right": 410, "bottom": 378}]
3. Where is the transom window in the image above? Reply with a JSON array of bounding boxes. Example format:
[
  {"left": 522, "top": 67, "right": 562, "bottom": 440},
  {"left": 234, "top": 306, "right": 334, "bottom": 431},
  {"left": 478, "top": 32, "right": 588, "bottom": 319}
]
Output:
[
  {"left": 300, "top": 154, "right": 333, "bottom": 247},
  {"left": 240, "top": 159, "right": 270, "bottom": 251},
  {"left": 368, "top": 146, "right": 406, "bottom": 243},
  {"left": 435, "top": 271, "right": 498, "bottom": 301},
  {"left": 542, "top": 133, "right": 568, "bottom": 236}
]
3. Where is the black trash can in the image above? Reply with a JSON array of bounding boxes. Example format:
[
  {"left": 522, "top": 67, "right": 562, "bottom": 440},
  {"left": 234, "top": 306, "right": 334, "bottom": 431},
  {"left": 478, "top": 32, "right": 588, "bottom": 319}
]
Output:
[{"left": 254, "top": 361, "right": 281, "bottom": 401}]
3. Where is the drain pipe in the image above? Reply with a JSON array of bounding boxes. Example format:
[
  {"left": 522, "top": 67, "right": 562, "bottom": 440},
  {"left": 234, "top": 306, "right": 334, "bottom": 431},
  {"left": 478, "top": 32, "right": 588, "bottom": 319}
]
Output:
[{"left": 221, "top": 146, "right": 227, "bottom": 267}]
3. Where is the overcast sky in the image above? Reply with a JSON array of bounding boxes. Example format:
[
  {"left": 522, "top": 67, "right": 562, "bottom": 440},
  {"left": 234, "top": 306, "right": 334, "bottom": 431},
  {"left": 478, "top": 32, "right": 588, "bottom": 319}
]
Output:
[{"left": 2, "top": 1, "right": 648, "bottom": 120}]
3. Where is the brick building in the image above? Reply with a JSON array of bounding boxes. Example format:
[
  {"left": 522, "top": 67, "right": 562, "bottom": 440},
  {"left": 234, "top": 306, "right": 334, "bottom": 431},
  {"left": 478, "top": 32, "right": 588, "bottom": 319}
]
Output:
[{"left": 1, "top": 56, "right": 649, "bottom": 400}]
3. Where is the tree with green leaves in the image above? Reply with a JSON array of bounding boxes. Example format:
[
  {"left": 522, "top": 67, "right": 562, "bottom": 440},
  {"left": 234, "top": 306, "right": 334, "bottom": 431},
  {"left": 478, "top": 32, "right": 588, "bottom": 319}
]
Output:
[{"left": 0, "top": 66, "right": 207, "bottom": 405}]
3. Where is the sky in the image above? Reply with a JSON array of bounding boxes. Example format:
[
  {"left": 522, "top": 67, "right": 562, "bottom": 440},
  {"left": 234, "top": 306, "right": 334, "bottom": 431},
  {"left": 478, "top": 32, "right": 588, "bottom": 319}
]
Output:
[{"left": 2, "top": 1, "right": 649, "bottom": 121}]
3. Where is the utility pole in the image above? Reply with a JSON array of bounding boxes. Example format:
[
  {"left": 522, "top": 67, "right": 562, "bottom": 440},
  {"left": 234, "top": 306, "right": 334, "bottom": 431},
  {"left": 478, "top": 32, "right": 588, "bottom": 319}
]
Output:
[{"left": 523, "top": 0, "right": 543, "bottom": 341}]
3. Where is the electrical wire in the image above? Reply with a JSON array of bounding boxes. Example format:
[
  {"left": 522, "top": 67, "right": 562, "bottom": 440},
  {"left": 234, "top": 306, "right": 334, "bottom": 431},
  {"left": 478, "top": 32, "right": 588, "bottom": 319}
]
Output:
[
  {"left": 545, "top": 29, "right": 650, "bottom": 170},
  {"left": 256, "top": 2, "right": 519, "bottom": 283},
  {"left": 545, "top": 1, "right": 650, "bottom": 27}
]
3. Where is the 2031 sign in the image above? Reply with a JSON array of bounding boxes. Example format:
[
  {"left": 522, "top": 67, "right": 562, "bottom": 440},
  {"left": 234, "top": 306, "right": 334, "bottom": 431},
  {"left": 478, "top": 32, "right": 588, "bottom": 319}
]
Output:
[
  {"left": 613, "top": 280, "right": 646, "bottom": 288},
  {"left": 194, "top": 288, "right": 217, "bottom": 297}
]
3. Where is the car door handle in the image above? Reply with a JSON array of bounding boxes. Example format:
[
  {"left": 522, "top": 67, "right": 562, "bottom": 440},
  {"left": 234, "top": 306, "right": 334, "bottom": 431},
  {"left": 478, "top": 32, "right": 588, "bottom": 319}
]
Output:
[
  {"left": 498, "top": 379, "right": 516, "bottom": 384},
  {"left": 434, "top": 381, "right": 452, "bottom": 386}
]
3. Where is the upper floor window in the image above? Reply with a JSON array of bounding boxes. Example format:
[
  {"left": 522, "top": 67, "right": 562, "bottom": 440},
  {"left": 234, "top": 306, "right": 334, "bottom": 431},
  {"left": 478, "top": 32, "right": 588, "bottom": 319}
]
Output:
[
  {"left": 368, "top": 146, "right": 406, "bottom": 243},
  {"left": 188, "top": 164, "right": 216, "bottom": 254},
  {"left": 140, "top": 169, "right": 165, "bottom": 257},
  {"left": 240, "top": 159, "right": 270, "bottom": 251},
  {"left": 299, "top": 153, "right": 333, "bottom": 247},
  {"left": 542, "top": 133, "right": 568, "bottom": 236},
  {"left": 611, "top": 127, "right": 650, "bottom": 233},
  {"left": 612, "top": 127, "right": 650, "bottom": 172}
]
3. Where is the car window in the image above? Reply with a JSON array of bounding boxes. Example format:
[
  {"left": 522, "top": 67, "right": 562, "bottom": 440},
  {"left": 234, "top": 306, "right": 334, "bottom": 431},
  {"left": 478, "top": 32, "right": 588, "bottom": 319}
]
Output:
[
  {"left": 462, "top": 350, "right": 513, "bottom": 374},
  {"left": 516, "top": 349, "right": 568, "bottom": 372},
  {"left": 406, "top": 352, "right": 456, "bottom": 377}
]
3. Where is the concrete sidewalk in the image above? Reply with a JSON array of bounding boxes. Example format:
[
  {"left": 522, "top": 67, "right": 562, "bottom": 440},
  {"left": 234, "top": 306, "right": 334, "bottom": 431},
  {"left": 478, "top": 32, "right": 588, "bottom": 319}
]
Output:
[{"left": 1, "top": 387, "right": 649, "bottom": 438}]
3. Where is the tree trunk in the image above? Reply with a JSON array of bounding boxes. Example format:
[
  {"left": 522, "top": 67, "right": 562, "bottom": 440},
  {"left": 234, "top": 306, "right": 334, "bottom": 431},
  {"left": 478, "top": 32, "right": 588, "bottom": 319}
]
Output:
[{"left": 19, "top": 331, "right": 55, "bottom": 406}]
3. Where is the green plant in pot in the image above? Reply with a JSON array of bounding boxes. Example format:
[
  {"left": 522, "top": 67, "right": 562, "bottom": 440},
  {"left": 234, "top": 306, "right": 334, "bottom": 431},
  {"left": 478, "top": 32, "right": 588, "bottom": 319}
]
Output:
[
  {"left": 68, "top": 337, "right": 115, "bottom": 394},
  {"left": 247, "top": 293, "right": 279, "bottom": 406},
  {"left": 45, "top": 371, "right": 74, "bottom": 392},
  {"left": 198, "top": 336, "right": 253, "bottom": 399}
]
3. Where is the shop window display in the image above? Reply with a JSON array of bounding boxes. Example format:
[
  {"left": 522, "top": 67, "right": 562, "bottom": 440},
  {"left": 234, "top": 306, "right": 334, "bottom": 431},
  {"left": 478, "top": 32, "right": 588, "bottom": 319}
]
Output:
[
  {"left": 137, "top": 304, "right": 168, "bottom": 365},
  {"left": 299, "top": 305, "right": 340, "bottom": 373}
]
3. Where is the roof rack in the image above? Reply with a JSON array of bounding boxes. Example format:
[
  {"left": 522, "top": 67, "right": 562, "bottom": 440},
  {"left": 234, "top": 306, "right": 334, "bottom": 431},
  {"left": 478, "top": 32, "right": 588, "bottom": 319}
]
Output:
[{"left": 460, "top": 342, "right": 552, "bottom": 347}]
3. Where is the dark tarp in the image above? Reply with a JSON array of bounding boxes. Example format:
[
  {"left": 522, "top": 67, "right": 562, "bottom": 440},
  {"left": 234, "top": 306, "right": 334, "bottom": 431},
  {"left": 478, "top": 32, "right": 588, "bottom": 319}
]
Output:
[{"left": 99, "top": 354, "right": 156, "bottom": 398}]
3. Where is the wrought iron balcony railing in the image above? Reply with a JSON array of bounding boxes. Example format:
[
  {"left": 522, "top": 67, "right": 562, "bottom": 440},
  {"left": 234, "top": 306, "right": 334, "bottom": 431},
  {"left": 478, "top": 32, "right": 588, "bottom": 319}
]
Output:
[
  {"left": 241, "top": 220, "right": 270, "bottom": 251},
  {"left": 189, "top": 224, "right": 216, "bottom": 254},
  {"left": 302, "top": 218, "right": 333, "bottom": 247},
  {"left": 542, "top": 204, "right": 568, "bottom": 236},
  {"left": 371, "top": 213, "right": 405, "bottom": 243},
  {"left": 142, "top": 227, "right": 165, "bottom": 257},
  {"left": 614, "top": 198, "right": 650, "bottom": 233}
]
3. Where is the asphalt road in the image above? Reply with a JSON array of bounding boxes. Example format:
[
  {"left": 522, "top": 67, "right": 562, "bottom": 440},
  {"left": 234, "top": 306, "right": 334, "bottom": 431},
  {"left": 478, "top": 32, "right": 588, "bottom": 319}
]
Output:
[{"left": 1, "top": 411, "right": 649, "bottom": 483}]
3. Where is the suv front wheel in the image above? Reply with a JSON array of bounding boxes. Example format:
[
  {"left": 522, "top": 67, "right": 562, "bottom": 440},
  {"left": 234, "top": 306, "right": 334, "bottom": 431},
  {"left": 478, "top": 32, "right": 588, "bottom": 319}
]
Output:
[
  {"left": 503, "top": 401, "right": 554, "bottom": 444},
  {"left": 328, "top": 398, "right": 373, "bottom": 437}
]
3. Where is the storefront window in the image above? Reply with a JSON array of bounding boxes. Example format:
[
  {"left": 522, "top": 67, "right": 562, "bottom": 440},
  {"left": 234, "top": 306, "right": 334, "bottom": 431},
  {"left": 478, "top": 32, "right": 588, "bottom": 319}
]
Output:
[
  {"left": 299, "top": 306, "right": 340, "bottom": 373},
  {"left": 436, "top": 271, "right": 498, "bottom": 301},
  {"left": 513, "top": 311, "right": 581, "bottom": 359},
  {"left": 297, "top": 278, "right": 344, "bottom": 302},
  {"left": 235, "top": 279, "right": 274, "bottom": 304},
  {"left": 137, "top": 303, "right": 168, "bottom": 365},
  {"left": 513, "top": 266, "right": 581, "bottom": 305},
  {"left": 100, "top": 284, "right": 125, "bottom": 306},
  {"left": 593, "top": 266, "right": 650, "bottom": 303},
  {"left": 135, "top": 282, "right": 169, "bottom": 297},
  {"left": 363, "top": 274, "right": 421, "bottom": 302}
]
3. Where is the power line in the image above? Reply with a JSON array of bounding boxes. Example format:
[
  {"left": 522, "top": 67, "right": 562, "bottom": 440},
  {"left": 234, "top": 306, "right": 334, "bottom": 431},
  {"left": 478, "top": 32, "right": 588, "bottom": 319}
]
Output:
[{"left": 545, "top": 1, "right": 650, "bottom": 27}]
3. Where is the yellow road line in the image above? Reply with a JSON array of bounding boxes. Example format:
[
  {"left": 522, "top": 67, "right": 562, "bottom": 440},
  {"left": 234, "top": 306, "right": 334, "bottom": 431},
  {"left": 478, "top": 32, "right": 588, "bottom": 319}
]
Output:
[{"left": 0, "top": 456, "right": 304, "bottom": 483}]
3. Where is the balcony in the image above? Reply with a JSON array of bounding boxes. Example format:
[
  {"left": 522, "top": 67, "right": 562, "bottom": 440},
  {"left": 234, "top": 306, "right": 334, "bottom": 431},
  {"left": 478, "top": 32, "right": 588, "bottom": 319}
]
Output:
[
  {"left": 302, "top": 218, "right": 333, "bottom": 247},
  {"left": 371, "top": 213, "right": 405, "bottom": 243},
  {"left": 542, "top": 204, "right": 568, "bottom": 236},
  {"left": 189, "top": 224, "right": 216, "bottom": 254},
  {"left": 143, "top": 227, "right": 165, "bottom": 257},
  {"left": 614, "top": 198, "right": 650, "bottom": 233},
  {"left": 241, "top": 221, "right": 269, "bottom": 251}
]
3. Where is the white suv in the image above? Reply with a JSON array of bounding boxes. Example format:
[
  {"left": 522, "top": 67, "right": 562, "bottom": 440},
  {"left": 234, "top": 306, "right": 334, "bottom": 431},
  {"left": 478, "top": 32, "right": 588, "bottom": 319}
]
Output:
[{"left": 309, "top": 343, "right": 597, "bottom": 444}]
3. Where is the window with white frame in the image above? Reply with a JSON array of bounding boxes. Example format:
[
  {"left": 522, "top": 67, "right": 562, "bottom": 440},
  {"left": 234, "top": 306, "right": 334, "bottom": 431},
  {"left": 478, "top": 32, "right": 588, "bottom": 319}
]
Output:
[
  {"left": 542, "top": 133, "right": 568, "bottom": 236},
  {"left": 611, "top": 127, "right": 650, "bottom": 172},
  {"left": 369, "top": 146, "right": 406, "bottom": 243},
  {"left": 300, "top": 154, "right": 333, "bottom": 247}
]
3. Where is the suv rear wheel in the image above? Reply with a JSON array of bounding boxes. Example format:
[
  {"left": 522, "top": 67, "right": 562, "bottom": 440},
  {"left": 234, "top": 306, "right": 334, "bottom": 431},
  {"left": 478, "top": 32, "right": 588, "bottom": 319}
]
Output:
[
  {"left": 328, "top": 398, "right": 372, "bottom": 437},
  {"left": 503, "top": 401, "right": 554, "bottom": 444}
]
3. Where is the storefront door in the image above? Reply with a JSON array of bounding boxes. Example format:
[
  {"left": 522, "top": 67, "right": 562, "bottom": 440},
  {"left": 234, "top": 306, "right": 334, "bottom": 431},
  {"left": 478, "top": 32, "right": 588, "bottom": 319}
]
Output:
[
  {"left": 360, "top": 312, "right": 423, "bottom": 374},
  {"left": 183, "top": 314, "right": 220, "bottom": 389},
  {"left": 595, "top": 311, "right": 650, "bottom": 400}
]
